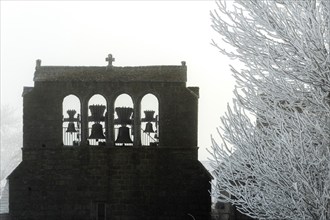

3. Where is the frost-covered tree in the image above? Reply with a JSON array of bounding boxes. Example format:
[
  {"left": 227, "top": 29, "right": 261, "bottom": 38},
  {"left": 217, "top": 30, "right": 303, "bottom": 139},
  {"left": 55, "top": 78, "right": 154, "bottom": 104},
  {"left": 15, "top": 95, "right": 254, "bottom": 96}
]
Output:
[
  {"left": 209, "top": 1, "right": 330, "bottom": 219},
  {"left": 1, "top": 105, "right": 22, "bottom": 181}
]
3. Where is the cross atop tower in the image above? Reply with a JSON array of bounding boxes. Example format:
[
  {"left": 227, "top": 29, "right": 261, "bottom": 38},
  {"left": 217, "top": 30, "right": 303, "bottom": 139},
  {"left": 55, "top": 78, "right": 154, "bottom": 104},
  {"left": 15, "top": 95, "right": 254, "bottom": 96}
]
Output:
[{"left": 106, "top": 54, "right": 115, "bottom": 67}]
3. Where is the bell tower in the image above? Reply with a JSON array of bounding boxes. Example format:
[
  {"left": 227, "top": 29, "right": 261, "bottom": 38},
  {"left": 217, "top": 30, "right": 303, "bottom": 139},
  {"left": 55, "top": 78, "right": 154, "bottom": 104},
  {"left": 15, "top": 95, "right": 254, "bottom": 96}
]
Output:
[{"left": 8, "top": 55, "right": 212, "bottom": 220}]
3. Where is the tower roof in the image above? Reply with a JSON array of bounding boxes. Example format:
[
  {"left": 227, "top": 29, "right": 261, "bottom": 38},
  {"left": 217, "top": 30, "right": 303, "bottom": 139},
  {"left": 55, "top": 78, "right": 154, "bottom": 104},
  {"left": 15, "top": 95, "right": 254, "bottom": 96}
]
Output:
[{"left": 34, "top": 65, "right": 187, "bottom": 83}]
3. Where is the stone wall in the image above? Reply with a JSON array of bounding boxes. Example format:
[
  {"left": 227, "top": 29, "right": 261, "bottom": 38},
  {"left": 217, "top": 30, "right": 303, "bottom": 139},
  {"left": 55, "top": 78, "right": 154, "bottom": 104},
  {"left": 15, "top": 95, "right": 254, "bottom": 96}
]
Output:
[{"left": 10, "top": 147, "right": 211, "bottom": 220}]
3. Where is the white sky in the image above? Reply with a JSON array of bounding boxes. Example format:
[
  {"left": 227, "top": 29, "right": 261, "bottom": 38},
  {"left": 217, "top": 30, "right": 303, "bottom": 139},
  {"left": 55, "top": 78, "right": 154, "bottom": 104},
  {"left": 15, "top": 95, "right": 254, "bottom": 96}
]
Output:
[{"left": 0, "top": 1, "right": 236, "bottom": 161}]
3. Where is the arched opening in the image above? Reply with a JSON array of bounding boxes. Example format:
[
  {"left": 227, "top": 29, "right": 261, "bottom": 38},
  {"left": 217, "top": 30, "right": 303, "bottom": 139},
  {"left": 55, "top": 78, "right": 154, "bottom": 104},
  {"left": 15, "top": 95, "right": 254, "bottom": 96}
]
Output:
[
  {"left": 88, "top": 94, "right": 107, "bottom": 146},
  {"left": 140, "top": 94, "right": 159, "bottom": 146},
  {"left": 114, "top": 94, "right": 134, "bottom": 147},
  {"left": 62, "top": 95, "right": 81, "bottom": 146}
]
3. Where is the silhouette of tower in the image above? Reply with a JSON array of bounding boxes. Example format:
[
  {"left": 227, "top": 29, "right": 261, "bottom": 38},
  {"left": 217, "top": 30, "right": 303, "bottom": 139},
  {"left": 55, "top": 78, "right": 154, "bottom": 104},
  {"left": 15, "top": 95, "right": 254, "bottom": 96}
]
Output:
[{"left": 8, "top": 56, "right": 211, "bottom": 220}]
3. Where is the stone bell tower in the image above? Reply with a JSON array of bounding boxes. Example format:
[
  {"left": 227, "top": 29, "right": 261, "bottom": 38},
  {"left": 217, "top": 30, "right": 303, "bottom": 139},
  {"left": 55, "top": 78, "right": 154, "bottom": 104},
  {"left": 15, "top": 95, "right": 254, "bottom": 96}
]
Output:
[{"left": 8, "top": 55, "right": 212, "bottom": 220}]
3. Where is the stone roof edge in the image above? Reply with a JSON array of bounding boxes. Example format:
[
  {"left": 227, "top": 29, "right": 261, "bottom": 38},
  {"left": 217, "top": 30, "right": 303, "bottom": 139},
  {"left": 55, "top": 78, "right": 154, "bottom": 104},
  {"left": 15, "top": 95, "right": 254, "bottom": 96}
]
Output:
[
  {"left": 34, "top": 65, "right": 187, "bottom": 82},
  {"left": 36, "top": 64, "right": 185, "bottom": 68}
]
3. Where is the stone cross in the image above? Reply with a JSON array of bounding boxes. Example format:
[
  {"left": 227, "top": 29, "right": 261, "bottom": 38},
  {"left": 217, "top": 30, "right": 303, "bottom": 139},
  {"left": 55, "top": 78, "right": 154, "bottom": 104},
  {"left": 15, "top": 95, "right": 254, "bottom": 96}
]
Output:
[{"left": 106, "top": 54, "right": 115, "bottom": 67}]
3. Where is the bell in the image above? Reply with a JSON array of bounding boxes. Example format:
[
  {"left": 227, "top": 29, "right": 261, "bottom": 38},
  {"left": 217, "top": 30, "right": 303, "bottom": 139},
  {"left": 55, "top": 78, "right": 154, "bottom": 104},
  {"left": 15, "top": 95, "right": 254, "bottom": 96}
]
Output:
[
  {"left": 144, "top": 122, "right": 155, "bottom": 133},
  {"left": 66, "top": 122, "right": 77, "bottom": 133},
  {"left": 89, "top": 123, "right": 106, "bottom": 140},
  {"left": 115, "top": 126, "right": 133, "bottom": 144}
]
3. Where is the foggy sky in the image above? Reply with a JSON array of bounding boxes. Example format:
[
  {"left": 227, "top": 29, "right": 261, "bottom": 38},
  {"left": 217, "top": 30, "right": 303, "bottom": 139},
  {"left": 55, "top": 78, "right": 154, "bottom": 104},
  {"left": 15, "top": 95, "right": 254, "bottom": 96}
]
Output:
[{"left": 0, "top": 1, "right": 236, "bottom": 161}]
